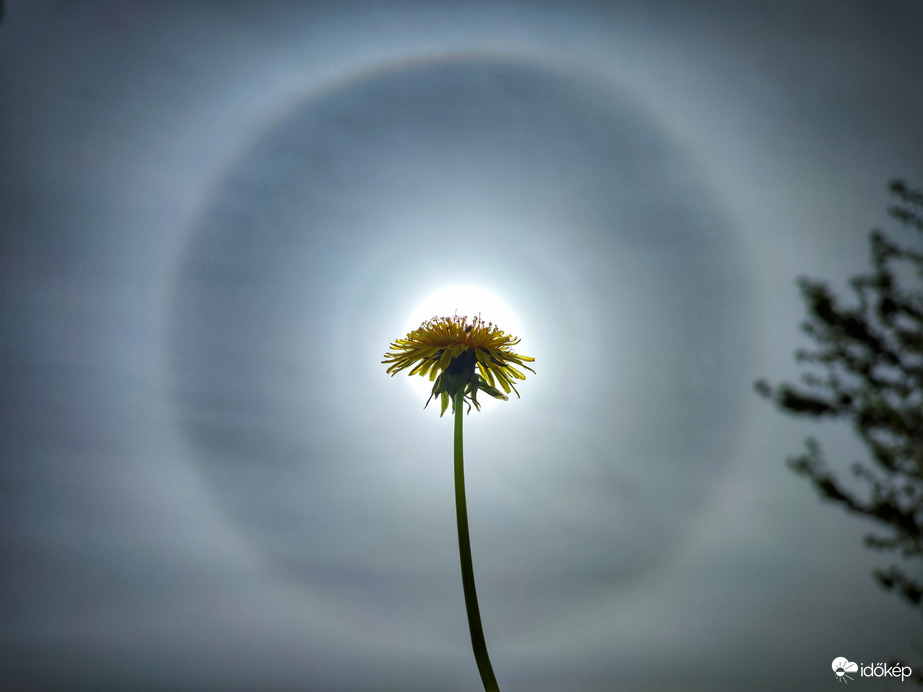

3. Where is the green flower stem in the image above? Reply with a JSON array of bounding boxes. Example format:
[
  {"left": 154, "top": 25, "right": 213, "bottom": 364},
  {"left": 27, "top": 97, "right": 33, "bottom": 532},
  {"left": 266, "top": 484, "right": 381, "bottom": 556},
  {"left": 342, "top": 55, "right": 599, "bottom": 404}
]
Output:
[{"left": 454, "top": 391, "right": 500, "bottom": 692}]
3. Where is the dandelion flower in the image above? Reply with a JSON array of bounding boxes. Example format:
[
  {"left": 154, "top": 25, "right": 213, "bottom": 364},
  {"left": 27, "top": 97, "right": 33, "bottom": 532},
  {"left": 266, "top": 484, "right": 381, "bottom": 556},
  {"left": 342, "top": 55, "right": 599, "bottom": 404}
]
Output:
[
  {"left": 383, "top": 314, "right": 535, "bottom": 415},
  {"left": 383, "top": 313, "right": 535, "bottom": 692}
]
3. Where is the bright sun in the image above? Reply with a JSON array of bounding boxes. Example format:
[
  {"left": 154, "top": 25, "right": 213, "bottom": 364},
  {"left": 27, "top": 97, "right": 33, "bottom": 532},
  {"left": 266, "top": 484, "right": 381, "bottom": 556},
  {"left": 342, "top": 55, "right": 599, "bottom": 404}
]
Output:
[{"left": 401, "top": 283, "right": 526, "bottom": 409}]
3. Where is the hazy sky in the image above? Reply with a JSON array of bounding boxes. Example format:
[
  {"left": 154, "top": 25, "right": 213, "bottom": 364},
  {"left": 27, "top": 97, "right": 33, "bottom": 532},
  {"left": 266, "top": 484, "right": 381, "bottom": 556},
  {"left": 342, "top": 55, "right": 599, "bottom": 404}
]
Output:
[{"left": 2, "top": 1, "right": 922, "bottom": 690}]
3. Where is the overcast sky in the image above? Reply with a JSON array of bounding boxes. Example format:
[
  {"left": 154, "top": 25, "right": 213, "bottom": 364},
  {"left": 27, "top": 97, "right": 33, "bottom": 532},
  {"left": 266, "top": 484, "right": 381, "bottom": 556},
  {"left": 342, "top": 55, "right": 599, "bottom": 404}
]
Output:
[{"left": 2, "top": 1, "right": 922, "bottom": 690}]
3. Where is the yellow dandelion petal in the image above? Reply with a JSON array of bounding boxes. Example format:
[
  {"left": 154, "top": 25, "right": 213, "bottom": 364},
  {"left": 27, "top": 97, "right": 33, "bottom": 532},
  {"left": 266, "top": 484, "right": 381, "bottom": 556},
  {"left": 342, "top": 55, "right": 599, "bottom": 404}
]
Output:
[
  {"left": 505, "top": 365, "right": 527, "bottom": 380},
  {"left": 476, "top": 360, "right": 494, "bottom": 388},
  {"left": 494, "top": 371, "right": 512, "bottom": 394},
  {"left": 413, "top": 359, "right": 433, "bottom": 378},
  {"left": 436, "top": 348, "right": 454, "bottom": 372}
]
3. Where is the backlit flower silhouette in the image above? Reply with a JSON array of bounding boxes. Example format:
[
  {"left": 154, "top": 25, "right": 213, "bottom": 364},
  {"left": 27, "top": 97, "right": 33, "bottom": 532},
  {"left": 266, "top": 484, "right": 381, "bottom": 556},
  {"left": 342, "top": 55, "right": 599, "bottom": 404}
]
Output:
[
  {"left": 383, "top": 313, "right": 535, "bottom": 692},
  {"left": 383, "top": 314, "right": 535, "bottom": 415}
]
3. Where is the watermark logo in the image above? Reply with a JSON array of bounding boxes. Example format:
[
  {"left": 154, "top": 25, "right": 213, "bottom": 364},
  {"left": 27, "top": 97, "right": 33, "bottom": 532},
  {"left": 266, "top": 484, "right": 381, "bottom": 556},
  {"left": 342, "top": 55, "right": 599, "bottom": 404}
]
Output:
[
  {"left": 832, "top": 658, "right": 858, "bottom": 683},
  {"left": 832, "top": 657, "right": 912, "bottom": 683}
]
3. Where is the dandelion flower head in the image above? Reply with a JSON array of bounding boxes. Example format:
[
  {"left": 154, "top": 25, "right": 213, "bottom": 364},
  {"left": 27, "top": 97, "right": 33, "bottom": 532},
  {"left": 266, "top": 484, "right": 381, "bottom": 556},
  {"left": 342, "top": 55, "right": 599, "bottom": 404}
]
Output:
[{"left": 383, "top": 314, "right": 535, "bottom": 415}]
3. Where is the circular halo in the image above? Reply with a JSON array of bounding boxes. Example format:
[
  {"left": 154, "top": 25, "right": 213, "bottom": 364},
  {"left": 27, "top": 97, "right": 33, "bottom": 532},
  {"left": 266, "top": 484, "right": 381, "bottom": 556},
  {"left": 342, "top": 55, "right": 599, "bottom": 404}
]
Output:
[{"left": 163, "top": 50, "right": 751, "bottom": 648}]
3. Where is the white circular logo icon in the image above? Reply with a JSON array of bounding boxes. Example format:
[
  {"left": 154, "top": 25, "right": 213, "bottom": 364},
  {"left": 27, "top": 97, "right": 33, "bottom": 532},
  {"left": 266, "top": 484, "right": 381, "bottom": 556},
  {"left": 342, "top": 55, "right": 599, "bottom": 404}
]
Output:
[{"left": 832, "top": 657, "right": 858, "bottom": 683}]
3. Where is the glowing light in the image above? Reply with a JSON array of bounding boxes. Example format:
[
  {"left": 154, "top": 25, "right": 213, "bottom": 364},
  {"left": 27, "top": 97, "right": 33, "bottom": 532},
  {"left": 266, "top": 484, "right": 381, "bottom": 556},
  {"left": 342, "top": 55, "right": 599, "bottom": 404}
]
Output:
[{"left": 400, "top": 284, "right": 526, "bottom": 410}]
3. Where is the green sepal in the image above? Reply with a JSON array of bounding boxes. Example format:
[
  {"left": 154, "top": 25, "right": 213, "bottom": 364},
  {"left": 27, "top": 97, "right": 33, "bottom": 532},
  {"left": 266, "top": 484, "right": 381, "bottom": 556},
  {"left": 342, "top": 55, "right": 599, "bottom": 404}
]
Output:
[{"left": 475, "top": 379, "right": 509, "bottom": 402}]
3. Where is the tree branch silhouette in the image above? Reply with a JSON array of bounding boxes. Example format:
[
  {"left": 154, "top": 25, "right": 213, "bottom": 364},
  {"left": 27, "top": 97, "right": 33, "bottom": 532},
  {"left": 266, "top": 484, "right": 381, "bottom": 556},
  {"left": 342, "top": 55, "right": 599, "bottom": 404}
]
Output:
[{"left": 756, "top": 180, "right": 923, "bottom": 615}]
